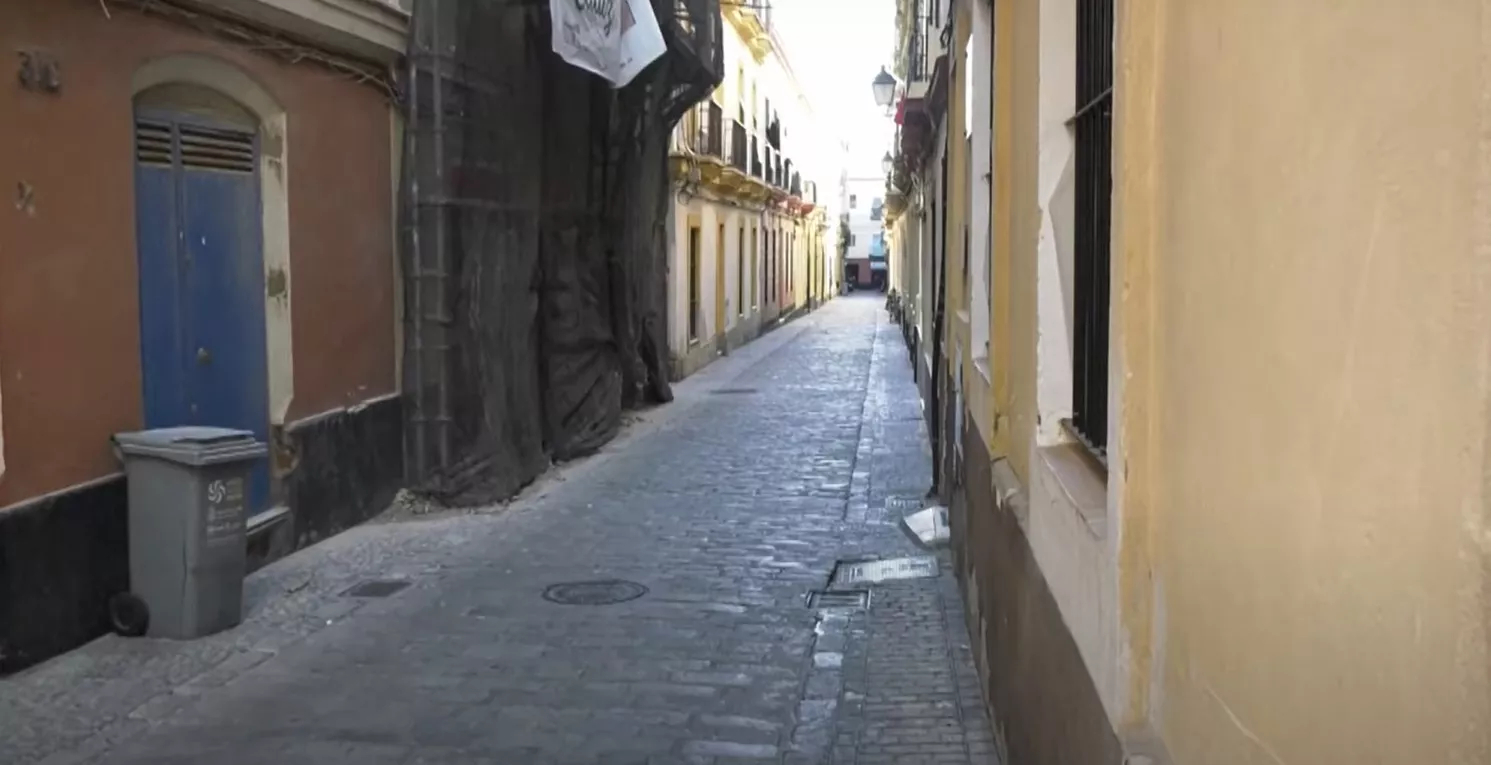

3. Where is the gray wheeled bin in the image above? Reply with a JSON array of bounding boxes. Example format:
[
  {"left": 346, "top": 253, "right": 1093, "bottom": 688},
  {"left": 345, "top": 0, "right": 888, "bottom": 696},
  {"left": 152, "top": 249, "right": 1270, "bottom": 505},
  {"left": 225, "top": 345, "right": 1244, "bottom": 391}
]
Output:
[{"left": 113, "top": 427, "right": 267, "bottom": 639}]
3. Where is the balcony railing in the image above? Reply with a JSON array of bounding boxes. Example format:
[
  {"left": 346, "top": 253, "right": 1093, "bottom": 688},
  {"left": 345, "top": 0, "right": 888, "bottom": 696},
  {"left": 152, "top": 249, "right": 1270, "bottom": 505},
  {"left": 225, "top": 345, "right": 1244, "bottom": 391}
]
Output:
[
  {"left": 907, "top": 6, "right": 931, "bottom": 82},
  {"left": 728, "top": 119, "right": 748, "bottom": 172},
  {"left": 704, "top": 101, "right": 723, "bottom": 158},
  {"left": 678, "top": 101, "right": 724, "bottom": 158}
]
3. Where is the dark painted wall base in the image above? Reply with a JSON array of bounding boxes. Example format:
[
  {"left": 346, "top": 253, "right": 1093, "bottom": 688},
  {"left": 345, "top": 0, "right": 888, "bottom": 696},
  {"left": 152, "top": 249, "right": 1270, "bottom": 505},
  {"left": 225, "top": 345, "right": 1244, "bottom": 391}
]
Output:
[
  {"left": 270, "top": 395, "right": 404, "bottom": 566},
  {"left": 950, "top": 415, "right": 1124, "bottom": 765},
  {"left": 0, "top": 394, "right": 404, "bottom": 676},
  {"left": 0, "top": 477, "right": 128, "bottom": 674}
]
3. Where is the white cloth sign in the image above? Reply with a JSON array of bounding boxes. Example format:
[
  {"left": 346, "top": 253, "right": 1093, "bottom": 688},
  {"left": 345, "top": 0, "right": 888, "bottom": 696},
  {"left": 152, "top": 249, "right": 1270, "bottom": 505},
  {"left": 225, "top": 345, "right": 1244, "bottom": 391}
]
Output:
[
  {"left": 613, "top": 0, "right": 666, "bottom": 87},
  {"left": 550, "top": 0, "right": 666, "bottom": 88}
]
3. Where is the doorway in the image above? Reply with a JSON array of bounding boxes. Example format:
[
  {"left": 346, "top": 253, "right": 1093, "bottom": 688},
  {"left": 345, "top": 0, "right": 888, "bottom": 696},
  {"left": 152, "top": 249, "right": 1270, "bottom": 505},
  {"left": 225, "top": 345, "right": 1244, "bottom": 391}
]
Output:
[{"left": 133, "top": 86, "right": 271, "bottom": 514}]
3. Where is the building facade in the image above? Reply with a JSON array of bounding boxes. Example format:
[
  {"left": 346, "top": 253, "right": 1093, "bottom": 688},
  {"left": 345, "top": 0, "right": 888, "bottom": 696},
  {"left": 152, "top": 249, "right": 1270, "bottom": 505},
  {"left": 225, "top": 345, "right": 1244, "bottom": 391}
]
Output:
[
  {"left": 0, "top": 0, "right": 407, "bottom": 673},
  {"left": 891, "top": 0, "right": 1491, "bottom": 763},
  {"left": 667, "top": 2, "right": 840, "bottom": 379},
  {"left": 842, "top": 175, "right": 887, "bottom": 291}
]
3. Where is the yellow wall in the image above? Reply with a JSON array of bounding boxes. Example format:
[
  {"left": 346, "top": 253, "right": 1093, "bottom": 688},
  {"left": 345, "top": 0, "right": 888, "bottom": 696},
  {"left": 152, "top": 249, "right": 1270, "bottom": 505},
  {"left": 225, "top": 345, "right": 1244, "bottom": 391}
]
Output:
[
  {"left": 1121, "top": 1, "right": 1491, "bottom": 762},
  {"left": 946, "top": 3, "right": 997, "bottom": 453},
  {"left": 990, "top": 0, "right": 1039, "bottom": 485}
]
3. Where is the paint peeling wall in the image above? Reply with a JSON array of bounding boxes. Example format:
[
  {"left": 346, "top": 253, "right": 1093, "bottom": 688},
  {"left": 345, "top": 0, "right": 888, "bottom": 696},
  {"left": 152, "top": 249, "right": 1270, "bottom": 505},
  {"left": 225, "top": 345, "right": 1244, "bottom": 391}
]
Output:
[{"left": 0, "top": 1, "right": 396, "bottom": 508}]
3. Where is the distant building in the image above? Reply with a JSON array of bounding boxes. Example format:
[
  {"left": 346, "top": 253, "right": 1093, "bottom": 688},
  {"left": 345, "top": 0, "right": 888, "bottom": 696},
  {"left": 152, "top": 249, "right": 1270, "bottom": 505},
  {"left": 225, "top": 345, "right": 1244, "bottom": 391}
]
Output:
[
  {"left": 666, "top": 1, "right": 842, "bottom": 379},
  {"left": 842, "top": 176, "right": 887, "bottom": 290}
]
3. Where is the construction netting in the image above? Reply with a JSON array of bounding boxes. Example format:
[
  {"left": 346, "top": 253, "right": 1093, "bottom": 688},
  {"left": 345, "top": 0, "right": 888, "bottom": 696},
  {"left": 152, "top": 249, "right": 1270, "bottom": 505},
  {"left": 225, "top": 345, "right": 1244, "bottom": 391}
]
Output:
[{"left": 400, "top": 0, "right": 723, "bottom": 505}]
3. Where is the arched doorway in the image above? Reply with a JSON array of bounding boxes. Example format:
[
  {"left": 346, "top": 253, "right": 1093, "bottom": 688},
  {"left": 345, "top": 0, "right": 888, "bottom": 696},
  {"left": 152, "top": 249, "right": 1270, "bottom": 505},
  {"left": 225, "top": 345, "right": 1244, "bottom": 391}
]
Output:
[{"left": 132, "top": 82, "right": 271, "bottom": 513}]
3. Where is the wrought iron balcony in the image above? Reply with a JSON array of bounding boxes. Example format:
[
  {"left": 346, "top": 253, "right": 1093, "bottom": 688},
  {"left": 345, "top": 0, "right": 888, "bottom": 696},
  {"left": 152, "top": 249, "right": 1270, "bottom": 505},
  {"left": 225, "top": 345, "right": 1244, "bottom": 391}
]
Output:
[
  {"left": 677, "top": 101, "right": 724, "bottom": 158},
  {"left": 728, "top": 119, "right": 749, "bottom": 172},
  {"left": 703, "top": 101, "right": 723, "bottom": 158}
]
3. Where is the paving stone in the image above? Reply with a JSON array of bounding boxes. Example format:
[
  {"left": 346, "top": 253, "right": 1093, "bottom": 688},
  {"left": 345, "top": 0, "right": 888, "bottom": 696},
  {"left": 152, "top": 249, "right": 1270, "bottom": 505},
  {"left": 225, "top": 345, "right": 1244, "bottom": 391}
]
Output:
[{"left": 0, "top": 298, "right": 997, "bottom": 765}]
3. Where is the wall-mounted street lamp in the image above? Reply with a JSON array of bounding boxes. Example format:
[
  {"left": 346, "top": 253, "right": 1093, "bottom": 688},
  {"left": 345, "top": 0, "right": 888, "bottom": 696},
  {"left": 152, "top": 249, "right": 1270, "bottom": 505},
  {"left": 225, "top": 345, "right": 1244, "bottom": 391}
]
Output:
[
  {"left": 881, "top": 152, "right": 894, "bottom": 175},
  {"left": 871, "top": 67, "right": 897, "bottom": 109}
]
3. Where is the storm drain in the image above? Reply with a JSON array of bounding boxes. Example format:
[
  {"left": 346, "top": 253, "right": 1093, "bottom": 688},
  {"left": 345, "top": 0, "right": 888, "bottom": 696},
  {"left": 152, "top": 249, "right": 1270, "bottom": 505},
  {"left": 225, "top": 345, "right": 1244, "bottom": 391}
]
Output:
[
  {"left": 341, "top": 579, "right": 411, "bottom": 598},
  {"left": 830, "top": 556, "right": 939, "bottom": 587},
  {"left": 542, "top": 580, "right": 648, "bottom": 606},
  {"left": 807, "top": 590, "right": 871, "bottom": 611},
  {"left": 710, "top": 387, "right": 759, "bottom": 395},
  {"left": 885, "top": 496, "right": 924, "bottom": 514}
]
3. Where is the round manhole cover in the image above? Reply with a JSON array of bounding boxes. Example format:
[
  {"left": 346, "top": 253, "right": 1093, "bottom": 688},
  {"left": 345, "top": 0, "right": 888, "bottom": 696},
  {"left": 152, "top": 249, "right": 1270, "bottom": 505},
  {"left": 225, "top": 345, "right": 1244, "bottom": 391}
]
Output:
[{"left": 542, "top": 580, "right": 648, "bottom": 606}]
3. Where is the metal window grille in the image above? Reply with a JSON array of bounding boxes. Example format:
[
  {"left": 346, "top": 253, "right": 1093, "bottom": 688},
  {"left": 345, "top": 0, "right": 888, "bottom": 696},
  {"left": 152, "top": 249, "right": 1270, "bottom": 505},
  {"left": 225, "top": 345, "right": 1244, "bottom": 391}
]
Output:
[
  {"left": 705, "top": 101, "right": 724, "bottom": 158},
  {"left": 738, "top": 226, "right": 746, "bottom": 316},
  {"left": 730, "top": 120, "right": 748, "bottom": 172},
  {"left": 1071, "top": 0, "right": 1114, "bottom": 453},
  {"left": 751, "top": 227, "right": 759, "bottom": 307},
  {"left": 689, "top": 226, "right": 702, "bottom": 340}
]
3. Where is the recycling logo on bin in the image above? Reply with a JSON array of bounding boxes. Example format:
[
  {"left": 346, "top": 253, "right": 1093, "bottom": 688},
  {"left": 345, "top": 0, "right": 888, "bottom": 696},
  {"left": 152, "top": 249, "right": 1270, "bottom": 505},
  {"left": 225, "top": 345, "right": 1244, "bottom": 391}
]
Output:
[{"left": 204, "top": 476, "right": 246, "bottom": 546}]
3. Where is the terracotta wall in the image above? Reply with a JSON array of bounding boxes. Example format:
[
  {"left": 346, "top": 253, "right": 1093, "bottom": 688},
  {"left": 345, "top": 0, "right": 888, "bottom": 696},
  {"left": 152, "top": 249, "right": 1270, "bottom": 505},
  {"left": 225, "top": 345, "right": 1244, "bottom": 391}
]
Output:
[{"left": 0, "top": 0, "right": 395, "bottom": 507}]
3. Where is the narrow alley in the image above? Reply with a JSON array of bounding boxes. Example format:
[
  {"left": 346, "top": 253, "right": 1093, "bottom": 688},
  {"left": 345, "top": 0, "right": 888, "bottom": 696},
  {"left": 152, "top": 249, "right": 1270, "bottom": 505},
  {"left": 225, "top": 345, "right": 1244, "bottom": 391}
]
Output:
[{"left": 2, "top": 297, "right": 994, "bottom": 765}]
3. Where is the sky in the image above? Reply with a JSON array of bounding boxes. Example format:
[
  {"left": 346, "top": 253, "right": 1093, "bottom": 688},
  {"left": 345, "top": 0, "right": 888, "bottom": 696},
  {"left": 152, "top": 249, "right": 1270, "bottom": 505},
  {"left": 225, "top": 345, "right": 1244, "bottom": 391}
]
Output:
[{"left": 766, "top": 0, "right": 898, "bottom": 179}]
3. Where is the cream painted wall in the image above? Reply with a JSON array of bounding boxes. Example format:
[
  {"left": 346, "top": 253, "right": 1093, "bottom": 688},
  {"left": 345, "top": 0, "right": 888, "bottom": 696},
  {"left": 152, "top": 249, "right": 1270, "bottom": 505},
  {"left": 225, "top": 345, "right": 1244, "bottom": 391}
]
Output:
[
  {"left": 1018, "top": 0, "right": 1127, "bottom": 731},
  {"left": 1034, "top": 0, "right": 1076, "bottom": 448},
  {"left": 666, "top": 3, "right": 839, "bottom": 367},
  {"left": 1133, "top": 1, "right": 1491, "bottom": 762},
  {"left": 668, "top": 196, "right": 763, "bottom": 356}
]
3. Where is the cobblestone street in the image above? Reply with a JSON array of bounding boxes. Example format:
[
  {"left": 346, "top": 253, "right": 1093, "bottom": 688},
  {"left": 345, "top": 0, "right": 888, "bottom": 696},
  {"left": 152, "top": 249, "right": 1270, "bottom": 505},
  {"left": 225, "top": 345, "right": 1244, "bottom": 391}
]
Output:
[{"left": 2, "top": 297, "right": 996, "bottom": 765}]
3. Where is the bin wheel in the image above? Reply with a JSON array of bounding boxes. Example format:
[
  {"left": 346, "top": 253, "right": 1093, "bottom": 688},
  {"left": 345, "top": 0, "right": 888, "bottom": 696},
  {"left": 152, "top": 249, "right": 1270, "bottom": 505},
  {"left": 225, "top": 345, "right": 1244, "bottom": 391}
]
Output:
[{"left": 108, "top": 592, "right": 149, "bottom": 637}]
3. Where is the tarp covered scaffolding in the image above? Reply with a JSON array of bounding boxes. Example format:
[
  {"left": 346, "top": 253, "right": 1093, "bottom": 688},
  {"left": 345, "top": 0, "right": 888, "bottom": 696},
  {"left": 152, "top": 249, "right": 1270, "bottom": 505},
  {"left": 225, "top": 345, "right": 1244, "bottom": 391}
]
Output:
[{"left": 401, "top": 0, "right": 722, "bottom": 505}]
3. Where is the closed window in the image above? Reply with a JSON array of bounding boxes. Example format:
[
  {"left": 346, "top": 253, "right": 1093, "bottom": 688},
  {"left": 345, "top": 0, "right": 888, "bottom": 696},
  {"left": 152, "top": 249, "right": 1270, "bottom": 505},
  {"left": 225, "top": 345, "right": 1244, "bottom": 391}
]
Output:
[
  {"left": 738, "top": 225, "right": 746, "bottom": 316},
  {"left": 688, "top": 225, "right": 701, "bottom": 341}
]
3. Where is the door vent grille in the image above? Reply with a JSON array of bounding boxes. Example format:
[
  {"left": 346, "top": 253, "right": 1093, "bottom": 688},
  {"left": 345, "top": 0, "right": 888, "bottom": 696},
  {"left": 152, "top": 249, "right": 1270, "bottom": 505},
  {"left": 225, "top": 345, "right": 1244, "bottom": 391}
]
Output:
[
  {"left": 134, "top": 121, "right": 173, "bottom": 167},
  {"left": 180, "top": 125, "right": 255, "bottom": 173}
]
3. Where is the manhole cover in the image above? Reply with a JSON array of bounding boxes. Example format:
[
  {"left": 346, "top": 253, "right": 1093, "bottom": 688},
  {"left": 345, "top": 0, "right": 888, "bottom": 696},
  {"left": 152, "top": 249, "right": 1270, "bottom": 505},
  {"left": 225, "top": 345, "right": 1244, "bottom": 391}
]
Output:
[
  {"left": 710, "top": 388, "right": 759, "bottom": 395},
  {"left": 808, "top": 590, "right": 871, "bottom": 610},
  {"left": 830, "top": 556, "right": 939, "bottom": 587},
  {"left": 342, "top": 579, "right": 411, "bottom": 598},
  {"left": 542, "top": 580, "right": 648, "bottom": 606}
]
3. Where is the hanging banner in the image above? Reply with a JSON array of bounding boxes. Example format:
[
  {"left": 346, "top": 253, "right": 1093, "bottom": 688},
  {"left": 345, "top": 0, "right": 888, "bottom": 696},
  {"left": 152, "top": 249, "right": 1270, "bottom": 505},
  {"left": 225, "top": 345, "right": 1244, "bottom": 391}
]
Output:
[
  {"left": 551, "top": 0, "right": 620, "bottom": 81},
  {"left": 613, "top": 0, "right": 667, "bottom": 87},
  {"left": 551, "top": 0, "right": 666, "bottom": 88}
]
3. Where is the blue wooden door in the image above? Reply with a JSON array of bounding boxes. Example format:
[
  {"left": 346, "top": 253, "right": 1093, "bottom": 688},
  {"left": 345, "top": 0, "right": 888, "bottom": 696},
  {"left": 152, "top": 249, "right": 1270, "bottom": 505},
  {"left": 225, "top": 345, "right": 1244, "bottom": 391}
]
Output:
[{"left": 134, "top": 113, "right": 271, "bottom": 514}]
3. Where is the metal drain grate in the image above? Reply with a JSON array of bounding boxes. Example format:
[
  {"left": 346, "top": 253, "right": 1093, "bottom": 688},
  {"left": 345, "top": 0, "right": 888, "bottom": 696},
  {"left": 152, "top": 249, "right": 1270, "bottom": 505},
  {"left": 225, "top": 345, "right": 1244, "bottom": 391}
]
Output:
[
  {"left": 542, "top": 580, "right": 648, "bottom": 606},
  {"left": 710, "top": 387, "right": 759, "bottom": 395},
  {"left": 830, "top": 556, "right": 939, "bottom": 587},
  {"left": 342, "top": 579, "right": 411, "bottom": 598},
  {"left": 885, "top": 496, "right": 924, "bottom": 513},
  {"left": 808, "top": 590, "right": 871, "bottom": 610}
]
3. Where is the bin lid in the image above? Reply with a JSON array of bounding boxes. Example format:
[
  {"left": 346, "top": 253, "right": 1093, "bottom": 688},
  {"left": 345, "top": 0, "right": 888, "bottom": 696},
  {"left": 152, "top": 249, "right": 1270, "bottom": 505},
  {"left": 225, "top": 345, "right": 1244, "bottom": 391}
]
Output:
[{"left": 113, "top": 427, "right": 268, "bottom": 467}]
